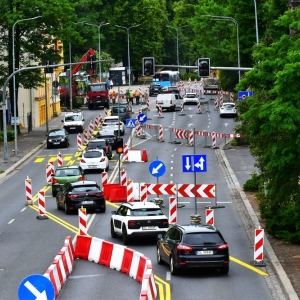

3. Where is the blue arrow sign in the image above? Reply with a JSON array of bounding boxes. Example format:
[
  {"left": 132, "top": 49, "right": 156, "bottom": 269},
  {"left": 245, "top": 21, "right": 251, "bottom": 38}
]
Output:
[
  {"left": 137, "top": 113, "right": 147, "bottom": 124},
  {"left": 18, "top": 274, "right": 55, "bottom": 300},
  {"left": 126, "top": 119, "right": 136, "bottom": 128},
  {"left": 238, "top": 91, "right": 253, "bottom": 101},
  {"left": 149, "top": 160, "right": 166, "bottom": 178},
  {"left": 182, "top": 154, "right": 207, "bottom": 172}
]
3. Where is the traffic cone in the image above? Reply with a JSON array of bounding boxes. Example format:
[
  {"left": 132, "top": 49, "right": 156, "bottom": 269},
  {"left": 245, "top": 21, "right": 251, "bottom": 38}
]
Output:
[{"left": 141, "top": 149, "right": 148, "bottom": 162}]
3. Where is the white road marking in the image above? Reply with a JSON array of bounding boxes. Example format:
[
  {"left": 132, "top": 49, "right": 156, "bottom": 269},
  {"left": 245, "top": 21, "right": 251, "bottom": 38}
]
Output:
[
  {"left": 166, "top": 271, "right": 171, "bottom": 281},
  {"left": 20, "top": 208, "right": 26, "bottom": 212},
  {"left": 8, "top": 219, "right": 15, "bottom": 224}
]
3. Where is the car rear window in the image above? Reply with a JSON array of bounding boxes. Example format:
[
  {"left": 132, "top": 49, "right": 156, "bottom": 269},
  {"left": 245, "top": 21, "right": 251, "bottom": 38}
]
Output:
[
  {"left": 55, "top": 168, "right": 81, "bottom": 176},
  {"left": 112, "top": 107, "right": 126, "bottom": 113},
  {"left": 131, "top": 208, "right": 164, "bottom": 216},
  {"left": 89, "top": 141, "right": 106, "bottom": 148},
  {"left": 71, "top": 185, "right": 100, "bottom": 192},
  {"left": 84, "top": 151, "right": 102, "bottom": 158},
  {"left": 183, "top": 232, "right": 224, "bottom": 245},
  {"left": 104, "top": 119, "right": 119, "bottom": 124}
]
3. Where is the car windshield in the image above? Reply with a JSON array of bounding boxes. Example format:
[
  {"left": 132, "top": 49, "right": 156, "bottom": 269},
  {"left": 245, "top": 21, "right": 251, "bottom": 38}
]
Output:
[
  {"left": 55, "top": 168, "right": 81, "bottom": 176},
  {"left": 65, "top": 115, "right": 81, "bottom": 122},
  {"left": 88, "top": 84, "right": 106, "bottom": 92},
  {"left": 131, "top": 208, "right": 164, "bottom": 216},
  {"left": 223, "top": 104, "right": 235, "bottom": 109},
  {"left": 89, "top": 141, "right": 106, "bottom": 148},
  {"left": 84, "top": 151, "right": 103, "bottom": 158},
  {"left": 186, "top": 94, "right": 196, "bottom": 98},
  {"left": 112, "top": 107, "right": 126, "bottom": 113},
  {"left": 49, "top": 130, "right": 65, "bottom": 136},
  {"left": 182, "top": 232, "right": 224, "bottom": 245},
  {"left": 71, "top": 185, "right": 100, "bottom": 192},
  {"left": 104, "top": 119, "right": 119, "bottom": 124}
]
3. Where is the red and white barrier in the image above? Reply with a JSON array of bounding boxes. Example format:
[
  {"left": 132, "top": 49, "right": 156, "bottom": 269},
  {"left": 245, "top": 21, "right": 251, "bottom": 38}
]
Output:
[
  {"left": 98, "top": 114, "right": 103, "bottom": 125},
  {"left": 146, "top": 98, "right": 150, "bottom": 111},
  {"left": 219, "top": 95, "right": 223, "bottom": 106},
  {"left": 159, "top": 125, "right": 164, "bottom": 142},
  {"left": 140, "top": 185, "right": 147, "bottom": 203},
  {"left": 136, "top": 120, "right": 141, "bottom": 137},
  {"left": 196, "top": 101, "right": 202, "bottom": 114},
  {"left": 206, "top": 208, "right": 214, "bottom": 226},
  {"left": 94, "top": 116, "right": 99, "bottom": 128},
  {"left": 158, "top": 105, "right": 163, "bottom": 118},
  {"left": 79, "top": 207, "right": 87, "bottom": 235},
  {"left": 46, "top": 162, "right": 54, "bottom": 184},
  {"left": 104, "top": 107, "right": 108, "bottom": 116},
  {"left": 179, "top": 103, "right": 185, "bottom": 116},
  {"left": 121, "top": 169, "right": 127, "bottom": 187},
  {"left": 169, "top": 197, "right": 177, "bottom": 224},
  {"left": 189, "top": 130, "right": 194, "bottom": 146},
  {"left": 122, "top": 143, "right": 129, "bottom": 162},
  {"left": 25, "top": 176, "right": 33, "bottom": 205},
  {"left": 37, "top": 190, "right": 47, "bottom": 219},
  {"left": 89, "top": 121, "right": 94, "bottom": 137},
  {"left": 254, "top": 228, "right": 264, "bottom": 262},
  {"left": 214, "top": 97, "right": 219, "bottom": 110},
  {"left": 127, "top": 180, "right": 134, "bottom": 202},
  {"left": 212, "top": 132, "right": 217, "bottom": 148},
  {"left": 230, "top": 92, "right": 234, "bottom": 102},
  {"left": 101, "top": 171, "right": 108, "bottom": 189},
  {"left": 77, "top": 133, "right": 82, "bottom": 151},
  {"left": 139, "top": 265, "right": 157, "bottom": 300},
  {"left": 83, "top": 129, "right": 88, "bottom": 145},
  {"left": 57, "top": 152, "right": 63, "bottom": 167}
]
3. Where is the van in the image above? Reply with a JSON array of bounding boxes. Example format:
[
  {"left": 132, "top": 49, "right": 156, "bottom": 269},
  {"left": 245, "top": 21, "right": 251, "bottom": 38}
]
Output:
[{"left": 156, "top": 93, "right": 183, "bottom": 111}]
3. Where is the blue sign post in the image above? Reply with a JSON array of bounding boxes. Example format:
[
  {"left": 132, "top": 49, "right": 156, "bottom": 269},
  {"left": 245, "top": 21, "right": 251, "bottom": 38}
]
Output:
[
  {"left": 18, "top": 274, "right": 55, "bottom": 300},
  {"left": 149, "top": 160, "right": 166, "bottom": 178},
  {"left": 238, "top": 91, "right": 253, "bottom": 101},
  {"left": 137, "top": 113, "right": 147, "bottom": 123},
  {"left": 182, "top": 154, "right": 207, "bottom": 173}
]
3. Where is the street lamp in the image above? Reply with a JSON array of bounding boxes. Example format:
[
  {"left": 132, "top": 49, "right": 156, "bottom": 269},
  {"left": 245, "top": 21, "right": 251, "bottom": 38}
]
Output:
[
  {"left": 166, "top": 25, "right": 188, "bottom": 72},
  {"left": 115, "top": 24, "right": 142, "bottom": 87},
  {"left": 203, "top": 15, "right": 240, "bottom": 81},
  {"left": 254, "top": 0, "right": 259, "bottom": 44},
  {"left": 12, "top": 16, "right": 42, "bottom": 156},
  {"left": 84, "top": 22, "right": 110, "bottom": 81}
]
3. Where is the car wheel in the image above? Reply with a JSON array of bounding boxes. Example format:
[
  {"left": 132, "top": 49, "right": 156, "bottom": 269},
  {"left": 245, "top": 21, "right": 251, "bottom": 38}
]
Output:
[
  {"left": 56, "top": 199, "right": 60, "bottom": 210},
  {"left": 172, "top": 105, "right": 176, "bottom": 111},
  {"left": 111, "top": 221, "right": 118, "bottom": 238},
  {"left": 64, "top": 203, "right": 70, "bottom": 215},
  {"left": 122, "top": 226, "right": 129, "bottom": 245},
  {"left": 121, "top": 130, "right": 125, "bottom": 136},
  {"left": 52, "top": 190, "right": 57, "bottom": 197},
  {"left": 157, "top": 247, "right": 164, "bottom": 265},
  {"left": 170, "top": 256, "right": 178, "bottom": 275},
  {"left": 47, "top": 144, "right": 51, "bottom": 149},
  {"left": 88, "top": 104, "right": 93, "bottom": 110},
  {"left": 220, "top": 265, "right": 229, "bottom": 274}
]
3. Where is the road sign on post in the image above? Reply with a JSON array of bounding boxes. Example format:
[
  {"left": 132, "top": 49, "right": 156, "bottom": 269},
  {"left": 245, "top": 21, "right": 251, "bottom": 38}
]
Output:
[
  {"left": 137, "top": 113, "right": 147, "bottom": 123},
  {"left": 238, "top": 91, "right": 253, "bottom": 101},
  {"left": 182, "top": 154, "right": 207, "bottom": 172},
  {"left": 149, "top": 160, "right": 166, "bottom": 178}
]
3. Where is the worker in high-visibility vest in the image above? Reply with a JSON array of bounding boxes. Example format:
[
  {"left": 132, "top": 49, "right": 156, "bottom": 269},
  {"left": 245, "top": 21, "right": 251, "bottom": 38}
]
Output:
[
  {"left": 134, "top": 90, "right": 140, "bottom": 105},
  {"left": 128, "top": 89, "right": 134, "bottom": 104}
]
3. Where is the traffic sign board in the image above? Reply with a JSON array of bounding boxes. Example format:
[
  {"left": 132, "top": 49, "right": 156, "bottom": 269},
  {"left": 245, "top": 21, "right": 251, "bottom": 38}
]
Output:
[
  {"left": 238, "top": 91, "right": 253, "bottom": 101},
  {"left": 182, "top": 155, "right": 207, "bottom": 172},
  {"left": 149, "top": 160, "right": 166, "bottom": 178},
  {"left": 18, "top": 274, "right": 55, "bottom": 300},
  {"left": 126, "top": 119, "right": 136, "bottom": 128},
  {"left": 137, "top": 113, "right": 147, "bottom": 123}
]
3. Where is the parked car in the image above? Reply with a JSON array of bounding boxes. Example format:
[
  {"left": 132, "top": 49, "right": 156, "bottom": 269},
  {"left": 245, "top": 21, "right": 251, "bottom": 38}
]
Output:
[
  {"left": 219, "top": 102, "right": 237, "bottom": 118},
  {"left": 51, "top": 165, "right": 85, "bottom": 197},
  {"left": 102, "top": 116, "right": 125, "bottom": 136},
  {"left": 86, "top": 138, "right": 113, "bottom": 159},
  {"left": 183, "top": 93, "right": 199, "bottom": 105},
  {"left": 61, "top": 110, "right": 84, "bottom": 133},
  {"left": 80, "top": 149, "right": 109, "bottom": 172},
  {"left": 96, "top": 130, "right": 117, "bottom": 150},
  {"left": 149, "top": 84, "right": 163, "bottom": 96},
  {"left": 157, "top": 224, "right": 229, "bottom": 275},
  {"left": 56, "top": 180, "right": 106, "bottom": 214},
  {"left": 109, "top": 105, "right": 130, "bottom": 124},
  {"left": 110, "top": 202, "right": 169, "bottom": 245},
  {"left": 46, "top": 128, "right": 69, "bottom": 149}
]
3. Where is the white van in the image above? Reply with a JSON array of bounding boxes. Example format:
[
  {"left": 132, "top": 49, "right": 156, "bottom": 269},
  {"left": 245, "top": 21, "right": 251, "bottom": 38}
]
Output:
[{"left": 156, "top": 93, "right": 183, "bottom": 111}]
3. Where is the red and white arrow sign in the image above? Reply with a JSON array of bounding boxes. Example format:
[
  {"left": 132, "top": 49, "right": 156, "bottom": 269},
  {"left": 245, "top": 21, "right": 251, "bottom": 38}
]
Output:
[
  {"left": 145, "top": 184, "right": 176, "bottom": 195},
  {"left": 177, "top": 184, "right": 215, "bottom": 198}
]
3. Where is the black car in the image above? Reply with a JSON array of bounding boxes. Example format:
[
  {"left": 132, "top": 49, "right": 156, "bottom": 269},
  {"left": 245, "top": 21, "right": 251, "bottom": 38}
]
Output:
[
  {"left": 86, "top": 138, "right": 113, "bottom": 159},
  {"left": 46, "top": 128, "right": 69, "bottom": 149},
  {"left": 160, "top": 86, "right": 180, "bottom": 94},
  {"left": 56, "top": 180, "right": 106, "bottom": 214},
  {"left": 96, "top": 130, "right": 117, "bottom": 150},
  {"left": 157, "top": 224, "right": 229, "bottom": 275},
  {"left": 149, "top": 84, "right": 163, "bottom": 96},
  {"left": 109, "top": 105, "right": 131, "bottom": 123}
]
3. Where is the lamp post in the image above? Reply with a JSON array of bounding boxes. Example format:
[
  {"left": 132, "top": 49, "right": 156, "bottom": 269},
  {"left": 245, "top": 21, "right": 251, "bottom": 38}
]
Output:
[
  {"left": 84, "top": 22, "right": 110, "bottom": 81},
  {"left": 166, "top": 25, "right": 188, "bottom": 72},
  {"left": 12, "top": 16, "right": 41, "bottom": 156},
  {"left": 203, "top": 15, "right": 240, "bottom": 81},
  {"left": 115, "top": 24, "right": 142, "bottom": 87},
  {"left": 254, "top": 0, "right": 259, "bottom": 44}
]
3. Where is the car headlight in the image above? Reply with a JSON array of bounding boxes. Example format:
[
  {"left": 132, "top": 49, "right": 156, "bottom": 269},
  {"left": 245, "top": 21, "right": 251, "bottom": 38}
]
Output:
[
  {"left": 48, "top": 139, "right": 52, "bottom": 142},
  {"left": 61, "top": 138, "right": 65, "bottom": 141}
]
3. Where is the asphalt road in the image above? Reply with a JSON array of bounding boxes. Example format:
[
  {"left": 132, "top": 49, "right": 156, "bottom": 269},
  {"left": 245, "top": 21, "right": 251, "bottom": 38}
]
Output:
[{"left": 0, "top": 88, "right": 288, "bottom": 300}]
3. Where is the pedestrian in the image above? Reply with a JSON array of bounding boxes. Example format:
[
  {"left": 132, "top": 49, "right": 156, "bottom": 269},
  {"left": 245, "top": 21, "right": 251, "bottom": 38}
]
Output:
[
  {"left": 110, "top": 78, "right": 114, "bottom": 90},
  {"left": 129, "top": 89, "right": 134, "bottom": 105},
  {"left": 126, "top": 89, "right": 130, "bottom": 104},
  {"left": 134, "top": 90, "right": 140, "bottom": 105}
]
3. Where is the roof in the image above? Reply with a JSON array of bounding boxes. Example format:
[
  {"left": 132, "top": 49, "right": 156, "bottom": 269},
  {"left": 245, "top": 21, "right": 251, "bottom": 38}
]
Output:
[
  {"left": 55, "top": 165, "right": 81, "bottom": 170},
  {"left": 175, "top": 224, "right": 218, "bottom": 233},
  {"left": 104, "top": 116, "right": 120, "bottom": 120},
  {"left": 70, "top": 180, "right": 98, "bottom": 186},
  {"left": 121, "top": 202, "right": 161, "bottom": 209}
]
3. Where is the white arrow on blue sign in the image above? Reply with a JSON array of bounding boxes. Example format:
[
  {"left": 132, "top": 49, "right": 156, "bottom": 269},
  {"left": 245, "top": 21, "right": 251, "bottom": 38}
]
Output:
[
  {"left": 18, "top": 274, "right": 54, "bottom": 300},
  {"left": 182, "top": 154, "right": 207, "bottom": 172},
  {"left": 149, "top": 160, "right": 166, "bottom": 177},
  {"left": 137, "top": 113, "right": 147, "bottom": 123}
]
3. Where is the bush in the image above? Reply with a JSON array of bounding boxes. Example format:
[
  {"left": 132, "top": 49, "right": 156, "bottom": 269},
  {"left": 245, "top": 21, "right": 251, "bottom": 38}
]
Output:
[
  {"left": 0, "top": 130, "right": 15, "bottom": 142},
  {"left": 243, "top": 171, "right": 261, "bottom": 192}
]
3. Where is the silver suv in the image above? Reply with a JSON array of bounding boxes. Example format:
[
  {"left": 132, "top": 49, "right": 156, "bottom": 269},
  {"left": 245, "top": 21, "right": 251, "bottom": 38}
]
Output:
[{"left": 62, "top": 110, "right": 85, "bottom": 133}]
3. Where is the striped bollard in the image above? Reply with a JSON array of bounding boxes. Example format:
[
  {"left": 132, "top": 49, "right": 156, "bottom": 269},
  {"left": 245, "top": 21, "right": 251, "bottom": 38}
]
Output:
[
  {"left": 57, "top": 152, "right": 63, "bottom": 167},
  {"left": 146, "top": 98, "right": 150, "bottom": 111},
  {"left": 158, "top": 105, "right": 164, "bottom": 118},
  {"left": 101, "top": 171, "right": 108, "bottom": 187},
  {"left": 83, "top": 130, "right": 88, "bottom": 145},
  {"left": 25, "top": 176, "right": 33, "bottom": 205},
  {"left": 122, "top": 144, "right": 129, "bottom": 162},
  {"left": 179, "top": 103, "right": 185, "bottom": 116},
  {"left": 104, "top": 107, "right": 108, "bottom": 116},
  {"left": 121, "top": 170, "right": 127, "bottom": 186},
  {"left": 98, "top": 114, "right": 103, "bottom": 125},
  {"left": 254, "top": 228, "right": 264, "bottom": 262},
  {"left": 212, "top": 132, "right": 217, "bottom": 148},
  {"left": 189, "top": 130, "right": 194, "bottom": 146},
  {"left": 37, "top": 190, "right": 48, "bottom": 219},
  {"left": 89, "top": 121, "right": 94, "bottom": 137},
  {"left": 196, "top": 101, "right": 202, "bottom": 114},
  {"left": 214, "top": 97, "right": 219, "bottom": 110},
  {"left": 46, "top": 162, "right": 53, "bottom": 184},
  {"left": 140, "top": 185, "right": 147, "bottom": 203},
  {"left": 78, "top": 207, "right": 87, "bottom": 235},
  {"left": 230, "top": 92, "right": 234, "bottom": 102},
  {"left": 219, "top": 95, "right": 223, "bottom": 106},
  {"left": 169, "top": 197, "right": 177, "bottom": 224},
  {"left": 206, "top": 208, "right": 214, "bottom": 226},
  {"left": 77, "top": 133, "right": 82, "bottom": 151},
  {"left": 136, "top": 121, "right": 141, "bottom": 137},
  {"left": 94, "top": 116, "right": 99, "bottom": 129},
  {"left": 127, "top": 180, "right": 134, "bottom": 202},
  {"left": 159, "top": 125, "right": 164, "bottom": 142}
]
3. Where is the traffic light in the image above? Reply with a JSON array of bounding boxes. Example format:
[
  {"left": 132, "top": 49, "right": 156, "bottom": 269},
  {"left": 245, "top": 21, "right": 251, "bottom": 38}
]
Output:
[
  {"left": 44, "top": 60, "right": 53, "bottom": 74},
  {"left": 87, "top": 55, "right": 96, "bottom": 70},
  {"left": 116, "top": 137, "right": 124, "bottom": 154},
  {"left": 142, "top": 57, "right": 155, "bottom": 76},
  {"left": 198, "top": 58, "right": 210, "bottom": 77}
]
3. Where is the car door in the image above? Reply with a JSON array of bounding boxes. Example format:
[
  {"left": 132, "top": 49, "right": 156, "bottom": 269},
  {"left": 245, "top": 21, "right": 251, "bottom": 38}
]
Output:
[
  {"left": 113, "top": 206, "right": 128, "bottom": 234},
  {"left": 160, "top": 227, "right": 176, "bottom": 261},
  {"left": 57, "top": 182, "right": 69, "bottom": 208}
]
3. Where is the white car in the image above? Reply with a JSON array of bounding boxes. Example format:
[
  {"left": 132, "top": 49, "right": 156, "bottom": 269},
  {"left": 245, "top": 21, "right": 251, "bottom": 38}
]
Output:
[
  {"left": 183, "top": 93, "right": 199, "bottom": 105},
  {"left": 79, "top": 149, "right": 109, "bottom": 172},
  {"left": 219, "top": 102, "right": 237, "bottom": 118},
  {"left": 102, "top": 116, "right": 125, "bottom": 136},
  {"left": 110, "top": 202, "right": 169, "bottom": 245},
  {"left": 62, "top": 110, "right": 85, "bottom": 133}
]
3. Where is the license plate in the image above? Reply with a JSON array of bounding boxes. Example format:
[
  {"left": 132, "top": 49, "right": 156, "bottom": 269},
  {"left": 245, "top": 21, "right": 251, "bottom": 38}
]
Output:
[
  {"left": 196, "top": 251, "right": 213, "bottom": 255},
  {"left": 97, "top": 100, "right": 101, "bottom": 103},
  {"left": 142, "top": 226, "right": 156, "bottom": 230},
  {"left": 70, "top": 127, "right": 76, "bottom": 129},
  {"left": 88, "top": 165, "right": 96, "bottom": 168},
  {"left": 82, "top": 201, "right": 94, "bottom": 204},
  {"left": 157, "top": 102, "right": 163, "bottom": 104},
  {"left": 53, "top": 142, "right": 60, "bottom": 145}
]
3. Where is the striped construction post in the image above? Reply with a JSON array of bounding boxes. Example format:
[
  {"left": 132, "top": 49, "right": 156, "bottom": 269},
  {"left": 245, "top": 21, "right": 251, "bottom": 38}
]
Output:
[
  {"left": 127, "top": 180, "right": 134, "bottom": 202},
  {"left": 121, "top": 170, "right": 127, "bottom": 187},
  {"left": 159, "top": 125, "right": 164, "bottom": 142},
  {"left": 196, "top": 101, "right": 202, "bottom": 114},
  {"left": 146, "top": 98, "right": 150, "bottom": 111},
  {"left": 101, "top": 171, "right": 108, "bottom": 188},
  {"left": 212, "top": 132, "right": 217, "bottom": 148},
  {"left": 83, "top": 130, "right": 88, "bottom": 145},
  {"left": 98, "top": 114, "right": 103, "bottom": 125},
  {"left": 37, "top": 190, "right": 48, "bottom": 219},
  {"left": 77, "top": 133, "right": 82, "bottom": 151},
  {"left": 219, "top": 95, "right": 223, "bottom": 106},
  {"left": 46, "top": 162, "right": 54, "bottom": 184},
  {"left": 78, "top": 207, "right": 87, "bottom": 235},
  {"left": 206, "top": 208, "right": 214, "bottom": 226},
  {"left": 122, "top": 143, "right": 129, "bottom": 162},
  {"left": 25, "top": 176, "right": 33, "bottom": 205},
  {"left": 254, "top": 228, "right": 264, "bottom": 262},
  {"left": 189, "top": 130, "right": 194, "bottom": 146},
  {"left": 140, "top": 185, "right": 147, "bottom": 203},
  {"left": 89, "top": 121, "right": 94, "bottom": 137},
  {"left": 230, "top": 92, "right": 234, "bottom": 102},
  {"left": 136, "top": 121, "right": 141, "bottom": 137},
  {"left": 57, "top": 152, "right": 63, "bottom": 167},
  {"left": 158, "top": 105, "right": 164, "bottom": 118},
  {"left": 214, "top": 97, "right": 219, "bottom": 110},
  {"left": 169, "top": 197, "right": 177, "bottom": 224},
  {"left": 178, "top": 103, "right": 185, "bottom": 116},
  {"left": 94, "top": 116, "right": 99, "bottom": 129},
  {"left": 104, "top": 107, "right": 108, "bottom": 116}
]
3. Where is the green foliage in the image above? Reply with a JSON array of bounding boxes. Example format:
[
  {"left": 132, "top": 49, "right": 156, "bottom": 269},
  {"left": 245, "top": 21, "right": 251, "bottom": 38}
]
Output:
[
  {"left": 181, "top": 73, "right": 199, "bottom": 81},
  {"left": 243, "top": 172, "right": 261, "bottom": 192},
  {"left": 0, "top": 130, "right": 14, "bottom": 142}
]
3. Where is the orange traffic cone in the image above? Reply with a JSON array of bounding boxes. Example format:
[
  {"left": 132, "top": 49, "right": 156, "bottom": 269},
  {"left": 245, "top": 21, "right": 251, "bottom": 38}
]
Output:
[{"left": 141, "top": 149, "right": 148, "bottom": 162}]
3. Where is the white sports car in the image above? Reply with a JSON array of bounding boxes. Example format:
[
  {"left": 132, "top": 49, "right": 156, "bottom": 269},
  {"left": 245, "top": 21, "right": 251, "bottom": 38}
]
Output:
[{"left": 219, "top": 102, "right": 237, "bottom": 117}]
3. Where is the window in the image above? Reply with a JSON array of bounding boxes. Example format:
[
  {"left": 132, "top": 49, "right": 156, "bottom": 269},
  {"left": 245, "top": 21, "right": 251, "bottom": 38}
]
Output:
[
  {"left": 131, "top": 208, "right": 164, "bottom": 216},
  {"left": 88, "top": 84, "right": 106, "bottom": 92},
  {"left": 71, "top": 185, "right": 99, "bottom": 192},
  {"left": 183, "top": 232, "right": 224, "bottom": 245},
  {"left": 84, "top": 151, "right": 103, "bottom": 158}
]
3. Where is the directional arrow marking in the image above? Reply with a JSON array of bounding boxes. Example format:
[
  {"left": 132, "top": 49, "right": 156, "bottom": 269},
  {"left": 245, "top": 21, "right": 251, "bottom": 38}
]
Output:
[
  {"left": 185, "top": 157, "right": 191, "bottom": 170},
  {"left": 194, "top": 157, "right": 205, "bottom": 170},
  {"left": 24, "top": 281, "right": 48, "bottom": 300},
  {"left": 151, "top": 163, "right": 164, "bottom": 174}
]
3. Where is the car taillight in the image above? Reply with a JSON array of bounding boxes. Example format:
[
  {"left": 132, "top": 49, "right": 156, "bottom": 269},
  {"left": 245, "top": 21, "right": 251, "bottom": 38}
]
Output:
[
  {"left": 68, "top": 193, "right": 85, "bottom": 199},
  {"left": 80, "top": 159, "right": 86, "bottom": 163},
  {"left": 90, "top": 192, "right": 103, "bottom": 197},
  {"left": 170, "top": 100, "right": 173, "bottom": 104},
  {"left": 176, "top": 244, "right": 193, "bottom": 251},
  {"left": 78, "top": 177, "right": 84, "bottom": 181},
  {"left": 100, "top": 158, "right": 105, "bottom": 162},
  {"left": 52, "top": 178, "right": 59, "bottom": 184},
  {"left": 128, "top": 220, "right": 136, "bottom": 228},
  {"left": 217, "top": 243, "right": 228, "bottom": 250},
  {"left": 105, "top": 146, "right": 109, "bottom": 152},
  {"left": 162, "top": 220, "right": 169, "bottom": 225}
]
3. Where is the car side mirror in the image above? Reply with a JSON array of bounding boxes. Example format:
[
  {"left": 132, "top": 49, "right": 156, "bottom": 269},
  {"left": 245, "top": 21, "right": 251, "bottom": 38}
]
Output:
[{"left": 111, "top": 211, "right": 117, "bottom": 215}]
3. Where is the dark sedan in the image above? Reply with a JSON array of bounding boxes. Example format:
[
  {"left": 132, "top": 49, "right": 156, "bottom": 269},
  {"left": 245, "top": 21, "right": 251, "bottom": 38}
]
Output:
[
  {"left": 56, "top": 180, "right": 106, "bottom": 214},
  {"left": 157, "top": 224, "right": 229, "bottom": 275},
  {"left": 46, "top": 128, "right": 69, "bottom": 149},
  {"left": 149, "top": 84, "right": 163, "bottom": 96}
]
